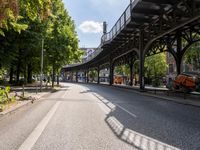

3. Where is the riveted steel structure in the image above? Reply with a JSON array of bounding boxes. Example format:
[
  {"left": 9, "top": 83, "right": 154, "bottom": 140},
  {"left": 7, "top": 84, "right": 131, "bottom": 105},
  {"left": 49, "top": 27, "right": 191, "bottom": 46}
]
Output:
[{"left": 63, "top": 0, "right": 200, "bottom": 90}]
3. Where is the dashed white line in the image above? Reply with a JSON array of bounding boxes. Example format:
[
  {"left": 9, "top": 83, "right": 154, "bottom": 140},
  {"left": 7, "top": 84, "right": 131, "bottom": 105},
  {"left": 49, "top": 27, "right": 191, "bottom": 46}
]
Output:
[
  {"left": 62, "top": 89, "right": 68, "bottom": 98},
  {"left": 115, "top": 103, "right": 137, "bottom": 118},
  {"left": 93, "top": 93, "right": 137, "bottom": 118}
]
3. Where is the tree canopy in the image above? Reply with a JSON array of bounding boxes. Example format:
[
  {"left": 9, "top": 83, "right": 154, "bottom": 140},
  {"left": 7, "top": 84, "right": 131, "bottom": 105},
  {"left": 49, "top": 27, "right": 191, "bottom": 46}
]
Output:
[
  {"left": 0, "top": 0, "right": 82, "bottom": 86},
  {"left": 144, "top": 53, "right": 168, "bottom": 86}
]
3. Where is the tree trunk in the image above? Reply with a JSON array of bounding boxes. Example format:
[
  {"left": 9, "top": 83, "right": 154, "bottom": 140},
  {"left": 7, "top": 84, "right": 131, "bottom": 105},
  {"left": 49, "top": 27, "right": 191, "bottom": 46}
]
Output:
[
  {"left": 16, "top": 48, "right": 22, "bottom": 84},
  {"left": 24, "top": 64, "right": 27, "bottom": 85},
  {"left": 57, "top": 75, "right": 59, "bottom": 85},
  {"left": 9, "top": 65, "right": 14, "bottom": 84},
  {"left": 27, "top": 63, "right": 32, "bottom": 83},
  {"left": 16, "top": 61, "right": 21, "bottom": 83},
  {"left": 52, "top": 65, "right": 55, "bottom": 87}
]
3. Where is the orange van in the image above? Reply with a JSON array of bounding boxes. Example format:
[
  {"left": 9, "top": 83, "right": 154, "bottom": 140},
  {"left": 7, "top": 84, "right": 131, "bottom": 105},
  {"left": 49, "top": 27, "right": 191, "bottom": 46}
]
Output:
[{"left": 114, "top": 75, "right": 123, "bottom": 84}]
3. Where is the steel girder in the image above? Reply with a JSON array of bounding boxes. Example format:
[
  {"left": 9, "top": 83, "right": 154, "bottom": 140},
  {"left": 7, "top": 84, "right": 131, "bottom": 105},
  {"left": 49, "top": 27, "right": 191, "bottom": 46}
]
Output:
[{"left": 63, "top": 0, "right": 200, "bottom": 89}]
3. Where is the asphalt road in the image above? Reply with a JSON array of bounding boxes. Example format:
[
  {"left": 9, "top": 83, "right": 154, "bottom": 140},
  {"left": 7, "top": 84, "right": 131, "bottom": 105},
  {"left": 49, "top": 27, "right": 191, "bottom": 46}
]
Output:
[{"left": 0, "top": 82, "right": 200, "bottom": 150}]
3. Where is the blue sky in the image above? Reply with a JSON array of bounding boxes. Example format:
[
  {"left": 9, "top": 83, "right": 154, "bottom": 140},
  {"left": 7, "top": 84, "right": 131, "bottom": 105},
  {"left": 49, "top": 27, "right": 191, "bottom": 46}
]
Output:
[{"left": 63, "top": 0, "right": 130, "bottom": 48}]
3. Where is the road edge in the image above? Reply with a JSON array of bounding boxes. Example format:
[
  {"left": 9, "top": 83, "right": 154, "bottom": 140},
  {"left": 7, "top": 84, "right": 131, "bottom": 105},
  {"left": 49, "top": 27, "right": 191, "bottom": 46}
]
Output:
[{"left": 0, "top": 91, "right": 53, "bottom": 121}]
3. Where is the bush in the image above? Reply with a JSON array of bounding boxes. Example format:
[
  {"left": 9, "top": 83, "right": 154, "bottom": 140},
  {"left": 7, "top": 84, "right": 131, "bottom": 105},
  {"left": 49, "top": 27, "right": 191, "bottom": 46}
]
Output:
[
  {"left": 0, "top": 86, "right": 15, "bottom": 105},
  {"left": 152, "top": 78, "right": 163, "bottom": 87}
]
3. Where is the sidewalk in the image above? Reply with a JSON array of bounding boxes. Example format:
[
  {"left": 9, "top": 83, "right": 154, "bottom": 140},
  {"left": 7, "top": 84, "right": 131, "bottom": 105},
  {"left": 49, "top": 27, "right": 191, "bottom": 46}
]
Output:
[
  {"left": 0, "top": 86, "right": 55, "bottom": 118},
  {"left": 113, "top": 84, "right": 200, "bottom": 107}
]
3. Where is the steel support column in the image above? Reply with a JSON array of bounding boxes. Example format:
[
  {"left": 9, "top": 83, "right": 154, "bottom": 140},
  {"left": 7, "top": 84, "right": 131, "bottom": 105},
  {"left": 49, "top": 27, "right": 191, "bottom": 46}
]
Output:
[
  {"left": 109, "top": 62, "right": 114, "bottom": 85},
  {"left": 97, "top": 67, "right": 100, "bottom": 84},
  {"left": 86, "top": 70, "right": 89, "bottom": 83},
  {"left": 139, "top": 30, "right": 145, "bottom": 90},
  {"left": 71, "top": 71, "right": 73, "bottom": 82},
  {"left": 129, "top": 63, "right": 133, "bottom": 86},
  {"left": 75, "top": 71, "right": 78, "bottom": 83},
  {"left": 176, "top": 31, "right": 182, "bottom": 75},
  {"left": 84, "top": 71, "right": 87, "bottom": 83}
]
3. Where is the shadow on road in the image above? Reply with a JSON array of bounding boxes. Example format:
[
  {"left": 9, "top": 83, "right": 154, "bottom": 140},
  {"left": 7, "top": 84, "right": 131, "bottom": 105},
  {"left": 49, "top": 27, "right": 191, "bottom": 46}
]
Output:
[
  {"left": 79, "top": 85, "right": 182, "bottom": 150},
  {"left": 97, "top": 94, "right": 180, "bottom": 150}
]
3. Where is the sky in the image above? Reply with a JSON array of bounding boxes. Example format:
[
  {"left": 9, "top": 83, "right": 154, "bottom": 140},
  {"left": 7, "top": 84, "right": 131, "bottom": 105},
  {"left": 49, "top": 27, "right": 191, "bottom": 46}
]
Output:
[{"left": 63, "top": 0, "right": 130, "bottom": 48}]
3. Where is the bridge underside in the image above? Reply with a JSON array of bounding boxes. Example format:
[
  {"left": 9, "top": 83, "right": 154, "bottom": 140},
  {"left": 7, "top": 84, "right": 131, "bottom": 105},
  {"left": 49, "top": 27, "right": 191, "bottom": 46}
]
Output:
[{"left": 63, "top": 0, "right": 200, "bottom": 89}]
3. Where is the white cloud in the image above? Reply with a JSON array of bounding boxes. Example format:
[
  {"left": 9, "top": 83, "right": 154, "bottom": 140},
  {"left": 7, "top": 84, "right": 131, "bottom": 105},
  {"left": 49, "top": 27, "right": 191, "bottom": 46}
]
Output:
[{"left": 79, "top": 21, "right": 103, "bottom": 33}]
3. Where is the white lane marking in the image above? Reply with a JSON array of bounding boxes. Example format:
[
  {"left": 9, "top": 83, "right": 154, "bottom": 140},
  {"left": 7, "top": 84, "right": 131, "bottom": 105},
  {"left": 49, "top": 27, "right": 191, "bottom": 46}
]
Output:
[
  {"left": 62, "top": 89, "right": 68, "bottom": 98},
  {"left": 115, "top": 103, "right": 137, "bottom": 118},
  {"left": 18, "top": 101, "right": 61, "bottom": 150},
  {"left": 93, "top": 93, "right": 137, "bottom": 118}
]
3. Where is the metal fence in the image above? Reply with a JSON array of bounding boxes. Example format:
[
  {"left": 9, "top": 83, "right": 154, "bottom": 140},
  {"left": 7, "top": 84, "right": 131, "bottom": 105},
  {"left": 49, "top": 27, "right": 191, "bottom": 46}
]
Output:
[{"left": 101, "top": 4, "right": 132, "bottom": 44}]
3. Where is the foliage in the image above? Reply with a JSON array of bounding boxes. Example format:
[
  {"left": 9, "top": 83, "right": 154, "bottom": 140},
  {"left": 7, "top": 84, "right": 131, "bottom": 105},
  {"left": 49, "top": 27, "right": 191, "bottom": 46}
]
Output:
[
  {"left": 115, "top": 64, "right": 130, "bottom": 76},
  {"left": 0, "top": 86, "right": 15, "bottom": 105},
  {"left": 89, "top": 70, "right": 97, "bottom": 82},
  {"left": 0, "top": 0, "right": 81, "bottom": 87},
  {"left": 145, "top": 53, "right": 168, "bottom": 86},
  {"left": 0, "top": 0, "right": 19, "bottom": 36},
  {"left": 115, "top": 66, "right": 123, "bottom": 75},
  {"left": 183, "top": 41, "right": 200, "bottom": 71},
  {"left": 44, "top": 0, "right": 81, "bottom": 87},
  {"left": 0, "top": 0, "right": 51, "bottom": 36},
  {"left": 89, "top": 70, "right": 97, "bottom": 77},
  {"left": 0, "top": 68, "right": 7, "bottom": 79}
]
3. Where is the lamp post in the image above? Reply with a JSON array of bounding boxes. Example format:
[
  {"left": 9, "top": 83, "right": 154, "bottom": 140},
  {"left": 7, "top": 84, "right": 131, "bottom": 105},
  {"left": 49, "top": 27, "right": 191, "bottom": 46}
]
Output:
[{"left": 40, "top": 39, "right": 44, "bottom": 92}]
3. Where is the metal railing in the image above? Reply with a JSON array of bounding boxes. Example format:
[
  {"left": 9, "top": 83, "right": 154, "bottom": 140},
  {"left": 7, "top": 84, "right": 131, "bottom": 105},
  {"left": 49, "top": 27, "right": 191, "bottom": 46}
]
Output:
[
  {"left": 101, "top": 3, "right": 133, "bottom": 44},
  {"left": 84, "top": 2, "right": 135, "bottom": 64},
  {"left": 66, "top": 1, "right": 135, "bottom": 68}
]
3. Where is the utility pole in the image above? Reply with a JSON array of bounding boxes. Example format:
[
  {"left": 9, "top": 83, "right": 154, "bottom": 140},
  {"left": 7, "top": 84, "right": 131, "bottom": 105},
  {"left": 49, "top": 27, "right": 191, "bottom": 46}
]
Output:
[{"left": 40, "top": 39, "right": 44, "bottom": 92}]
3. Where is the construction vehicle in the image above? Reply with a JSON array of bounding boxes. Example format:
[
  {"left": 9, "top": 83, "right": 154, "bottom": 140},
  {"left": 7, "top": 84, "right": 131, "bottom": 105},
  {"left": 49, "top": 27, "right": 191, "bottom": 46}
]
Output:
[
  {"left": 114, "top": 75, "right": 123, "bottom": 84},
  {"left": 173, "top": 72, "right": 200, "bottom": 93}
]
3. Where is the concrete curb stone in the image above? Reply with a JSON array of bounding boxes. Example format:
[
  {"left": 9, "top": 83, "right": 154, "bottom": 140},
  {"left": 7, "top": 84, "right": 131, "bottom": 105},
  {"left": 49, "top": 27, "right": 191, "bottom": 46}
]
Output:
[
  {"left": 68, "top": 82, "right": 200, "bottom": 108},
  {"left": 0, "top": 90, "right": 53, "bottom": 120}
]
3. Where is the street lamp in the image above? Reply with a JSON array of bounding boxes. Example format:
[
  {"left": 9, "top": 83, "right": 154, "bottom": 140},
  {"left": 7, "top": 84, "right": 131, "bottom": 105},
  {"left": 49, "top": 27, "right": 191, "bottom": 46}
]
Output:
[{"left": 40, "top": 39, "right": 44, "bottom": 92}]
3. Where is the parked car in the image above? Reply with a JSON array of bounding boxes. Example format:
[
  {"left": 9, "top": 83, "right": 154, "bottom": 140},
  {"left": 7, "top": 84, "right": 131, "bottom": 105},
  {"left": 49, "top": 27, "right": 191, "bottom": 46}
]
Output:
[{"left": 173, "top": 72, "right": 200, "bottom": 93}]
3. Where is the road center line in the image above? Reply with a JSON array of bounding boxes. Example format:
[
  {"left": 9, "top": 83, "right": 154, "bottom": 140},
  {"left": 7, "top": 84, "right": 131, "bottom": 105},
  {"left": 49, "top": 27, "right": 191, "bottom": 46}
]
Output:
[
  {"left": 93, "top": 93, "right": 137, "bottom": 118},
  {"left": 115, "top": 103, "right": 137, "bottom": 118},
  {"left": 18, "top": 101, "right": 61, "bottom": 150},
  {"left": 62, "top": 89, "right": 68, "bottom": 98}
]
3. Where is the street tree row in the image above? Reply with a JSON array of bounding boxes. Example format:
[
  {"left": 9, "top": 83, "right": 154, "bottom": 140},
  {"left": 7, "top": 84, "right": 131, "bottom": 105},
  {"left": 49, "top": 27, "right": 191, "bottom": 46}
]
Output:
[{"left": 0, "top": 0, "right": 82, "bottom": 87}]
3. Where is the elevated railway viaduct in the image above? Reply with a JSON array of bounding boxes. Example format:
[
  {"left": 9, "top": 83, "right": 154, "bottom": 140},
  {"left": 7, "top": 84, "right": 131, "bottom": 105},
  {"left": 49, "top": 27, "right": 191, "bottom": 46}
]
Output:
[{"left": 63, "top": 0, "right": 200, "bottom": 90}]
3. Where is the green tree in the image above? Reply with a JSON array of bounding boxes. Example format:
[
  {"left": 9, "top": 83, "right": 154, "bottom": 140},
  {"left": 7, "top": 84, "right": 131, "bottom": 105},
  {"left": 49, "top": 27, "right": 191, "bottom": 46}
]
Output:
[
  {"left": 183, "top": 42, "right": 200, "bottom": 71},
  {"left": 145, "top": 53, "right": 168, "bottom": 86},
  {"left": 0, "top": 0, "right": 81, "bottom": 87},
  {"left": 88, "top": 70, "right": 97, "bottom": 82},
  {"left": 115, "top": 64, "right": 130, "bottom": 76},
  {"left": 44, "top": 0, "right": 82, "bottom": 87}
]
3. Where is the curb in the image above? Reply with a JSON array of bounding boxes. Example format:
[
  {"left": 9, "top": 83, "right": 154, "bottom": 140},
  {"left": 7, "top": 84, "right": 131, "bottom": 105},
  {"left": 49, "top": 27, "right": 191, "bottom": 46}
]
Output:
[
  {"left": 112, "top": 85, "right": 200, "bottom": 107},
  {"left": 0, "top": 90, "right": 54, "bottom": 120},
  {"left": 0, "top": 100, "right": 32, "bottom": 121},
  {"left": 67, "top": 82, "right": 200, "bottom": 108},
  {"left": 140, "top": 92, "right": 200, "bottom": 107}
]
